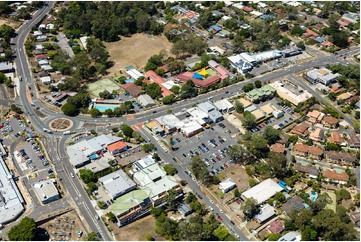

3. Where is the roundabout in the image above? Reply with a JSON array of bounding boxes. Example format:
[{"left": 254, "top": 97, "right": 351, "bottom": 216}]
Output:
[{"left": 48, "top": 118, "right": 74, "bottom": 131}]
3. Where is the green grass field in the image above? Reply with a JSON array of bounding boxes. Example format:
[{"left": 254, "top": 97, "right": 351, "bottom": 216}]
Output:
[
  {"left": 206, "top": 68, "right": 217, "bottom": 77},
  {"left": 322, "top": 191, "right": 336, "bottom": 212},
  {"left": 87, "top": 78, "right": 121, "bottom": 97}
]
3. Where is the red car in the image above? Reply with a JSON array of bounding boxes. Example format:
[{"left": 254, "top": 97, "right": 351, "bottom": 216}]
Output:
[
  {"left": 236, "top": 200, "right": 240, "bottom": 204},
  {"left": 217, "top": 214, "right": 223, "bottom": 221},
  {"left": 216, "top": 156, "right": 221, "bottom": 161}
]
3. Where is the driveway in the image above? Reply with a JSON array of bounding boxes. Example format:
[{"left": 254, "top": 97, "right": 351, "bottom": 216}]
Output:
[{"left": 56, "top": 33, "right": 74, "bottom": 58}]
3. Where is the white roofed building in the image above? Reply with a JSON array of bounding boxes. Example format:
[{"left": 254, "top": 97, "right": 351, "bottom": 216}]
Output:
[
  {"left": 98, "top": 170, "right": 136, "bottom": 199},
  {"left": 155, "top": 114, "right": 181, "bottom": 134},
  {"left": 126, "top": 69, "right": 144, "bottom": 80},
  {"left": 219, "top": 178, "right": 236, "bottom": 193},
  {"left": 33, "top": 180, "right": 60, "bottom": 204},
  {"left": 133, "top": 163, "right": 167, "bottom": 187},
  {"left": 133, "top": 155, "right": 156, "bottom": 172},
  {"left": 242, "top": 178, "right": 283, "bottom": 204},
  {"left": 213, "top": 99, "right": 234, "bottom": 113},
  {"left": 138, "top": 94, "right": 156, "bottom": 108}
]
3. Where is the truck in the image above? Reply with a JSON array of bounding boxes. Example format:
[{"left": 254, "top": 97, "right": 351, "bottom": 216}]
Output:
[{"left": 63, "top": 131, "right": 71, "bottom": 135}]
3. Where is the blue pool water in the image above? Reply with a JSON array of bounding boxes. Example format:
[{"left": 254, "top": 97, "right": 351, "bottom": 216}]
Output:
[
  {"left": 125, "top": 78, "right": 135, "bottom": 83},
  {"left": 93, "top": 105, "right": 118, "bottom": 111}
]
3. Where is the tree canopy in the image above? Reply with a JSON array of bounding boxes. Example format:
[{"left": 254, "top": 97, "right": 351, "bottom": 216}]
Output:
[{"left": 8, "top": 217, "right": 37, "bottom": 241}]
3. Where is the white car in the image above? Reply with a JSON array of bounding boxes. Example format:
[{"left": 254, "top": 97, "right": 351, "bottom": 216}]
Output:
[
  {"left": 208, "top": 206, "right": 214, "bottom": 211},
  {"left": 70, "top": 173, "right": 75, "bottom": 178}
]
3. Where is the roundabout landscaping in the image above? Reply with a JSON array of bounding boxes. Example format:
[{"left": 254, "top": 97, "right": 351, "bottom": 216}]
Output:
[{"left": 49, "top": 118, "right": 73, "bottom": 131}]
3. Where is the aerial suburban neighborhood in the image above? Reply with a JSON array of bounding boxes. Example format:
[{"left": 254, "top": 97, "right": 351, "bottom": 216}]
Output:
[{"left": 0, "top": 1, "right": 360, "bottom": 241}]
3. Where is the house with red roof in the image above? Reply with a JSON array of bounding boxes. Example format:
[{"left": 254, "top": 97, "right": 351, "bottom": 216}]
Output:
[
  {"left": 322, "top": 41, "right": 334, "bottom": 47},
  {"left": 302, "top": 29, "right": 319, "bottom": 39},
  {"left": 328, "top": 131, "right": 346, "bottom": 146},
  {"left": 107, "top": 141, "right": 128, "bottom": 155},
  {"left": 323, "top": 169, "right": 349, "bottom": 184},
  {"left": 145, "top": 70, "right": 174, "bottom": 97},
  {"left": 176, "top": 73, "right": 221, "bottom": 87}
]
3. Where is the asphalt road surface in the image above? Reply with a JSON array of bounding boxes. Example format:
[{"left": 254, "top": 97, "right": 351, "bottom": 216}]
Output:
[{"left": 12, "top": 2, "right": 360, "bottom": 240}]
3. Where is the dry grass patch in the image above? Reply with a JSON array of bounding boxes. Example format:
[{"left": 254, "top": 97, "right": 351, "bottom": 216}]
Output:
[
  {"left": 111, "top": 215, "right": 164, "bottom": 241},
  {"left": 104, "top": 33, "right": 173, "bottom": 76}
]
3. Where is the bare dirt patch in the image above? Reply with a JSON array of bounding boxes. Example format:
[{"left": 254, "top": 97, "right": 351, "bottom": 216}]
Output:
[
  {"left": 111, "top": 215, "right": 164, "bottom": 241},
  {"left": 0, "top": 18, "right": 23, "bottom": 29},
  {"left": 37, "top": 209, "right": 87, "bottom": 241},
  {"left": 104, "top": 33, "right": 173, "bottom": 76}
]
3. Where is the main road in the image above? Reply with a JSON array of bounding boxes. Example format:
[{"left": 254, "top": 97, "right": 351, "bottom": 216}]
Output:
[
  {"left": 12, "top": 2, "right": 112, "bottom": 241},
  {"left": 12, "top": 3, "right": 359, "bottom": 241}
]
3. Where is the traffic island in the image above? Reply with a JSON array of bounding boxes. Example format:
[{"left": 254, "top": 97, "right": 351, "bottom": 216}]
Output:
[{"left": 49, "top": 118, "right": 73, "bottom": 131}]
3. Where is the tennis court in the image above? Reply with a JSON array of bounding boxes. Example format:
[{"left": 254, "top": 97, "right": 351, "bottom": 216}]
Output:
[
  {"left": 87, "top": 78, "right": 121, "bottom": 97},
  {"left": 206, "top": 68, "right": 217, "bottom": 77}
]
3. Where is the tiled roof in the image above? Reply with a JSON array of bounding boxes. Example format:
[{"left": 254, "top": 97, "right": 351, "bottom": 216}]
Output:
[
  {"left": 322, "top": 169, "right": 349, "bottom": 181},
  {"left": 268, "top": 220, "right": 285, "bottom": 234},
  {"left": 322, "top": 116, "right": 339, "bottom": 125},
  {"left": 328, "top": 131, "right": 345, "bottom": 144},
  {"left": 107, "top": 141, "right": 127, "bottom": 152},
  {"left": 290, "top": 123, "right": 310, "bottom": 136},
  {"left": 294, "top": 143, "right": 309, "bottom": 153},
  {"left": 270, "top": 143, "right": 286, "bottom": 153}
]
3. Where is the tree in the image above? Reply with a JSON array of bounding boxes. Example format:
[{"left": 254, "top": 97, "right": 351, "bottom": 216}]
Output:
[
  {"left": 120, "top": 124, "right": 134, "bottom": 137},
  {"left": 267, "top": 152, "right": 288, "bottom": 178},
  {"left": 61, "top": 103, "right": 78, "bottom": 116},
  {"left": 106, "top": 212, "right": 117, "bottom": 223},
  {"left": 336, "top": 205, "right": 351, "bottom": 223},
  {"left": 162, "top": 94, "right": 175, "bottom": 104},
  {"left": 354, "top": 121, "right": 360, "bottom": 134},
  {"left": 99, "top": 90, "right": 112, "bottom": 99},
  {"left": 296, "top": 41, "right": 306, "bottom": 50},
  {"left": 180, "top": 80, "right": 197, "bottom": 99},
  {"left": 142, "top": 143, "right": 155, "bottom": 152},
  {"left": 301, "top": 225, "right": 318, "bottom": 241},
  {"left": 163, "top": 164, "right": 177, "bottom": 176},
  {"left": 10, "top": 104, "right": 23, "bottom": 114},
  {"left": 79, "top": 169, "right": 97, "bottom": 184},
  {"left": 144, "top": 234, "right": 155, "bottom": 241},
  {"left": 103, "top": 109, "right": 114, "bottom": 117},
  {"left": 98, "top": 200, "right": 107, "bottom": 209},
  {"left": 145, "top": 83, "right": 162, "bottom": 99},
  {"left": 242, "top": 111, "right": 257, "bottom": 130},
  {"left": 254, "top": 80, "right": 262, "bottom": 88},
  {"left": 243, "top": 83, "right": 254, "bottom": 92},
  {"left": 8, "top": 217, "right": 37, "bottom": 241},
  {"left": 324, "top": 142, "right": 341, "bottom": 151},
  {"left": 246, "top": 133, "right": 269, "bottom": 158},
  {"left": 170, "top": 85, "right": 180, "bottom": 94},
  {"left": 290, "top": 25, "right": 306, "bottom": 36},
  {"left": 214, "top": 226, "right": 230, "bottom": 241},
  {"left": 335, "top": 188, "right": 351, "bottom": 203},
  {"left": 268, "top": 233, "right": 282, "bottom": 241},
  {"left": 234, "top": 100, "right": 244, "bottom": 114},
  {"left": 191, "top": 155, "right": 214, "bottom": 185},
  {"left": 89, "top": 108, "right": 102, "bottom": 117},
  {"left": 263, "top": 126, "right": 280, "bottom": 145},
  {"left": 241, "top": 198, "right": 259, "bottom": 220},
  {"left": 311, "top": 193, "right": 331, "bottom": 213},
  {"left": 86, "top": 232, "right": 100, "bottom": 241},
  {"left": 331, "top": 30, "right": 350, "bottom": 48},
  {"left": 87, "top": 182, "right": 97, "bottom": 193}
]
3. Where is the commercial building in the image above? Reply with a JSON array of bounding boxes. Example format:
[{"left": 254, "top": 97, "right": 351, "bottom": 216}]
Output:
[
  {"left": 219, "top": 178, "right": 236, "bottom": 193},
  {"left": 133, "top": 163, "right": 167, "bottom": 187},
  {"left": 133, "top": 155, "right": 156, "bottom": 172},
  {"left": 227, "top": 54, "right": 253, "bottom": 74},
  {"left": 179, "top": 118, "right": 203, "bottom": 138},
  {"left": 269, "top": 81, "right": 312, "bottom": 106},
  {"left": 304, "top": 68, "right": 339, "bottom": 86},
  {"left": 213, "top": 99, "right": 234, "bottom": 113},
  {"left": 186, "top": 107, "right": 209, "bottom": 126},
  {"left": 197, "top": 102, "right": 223, "bottom": 123},
  {"left": 0, "top": 62, "right": 14, "bottom": 73},
  {"left": 99, "top": 170, "right": 136, "bottom": 200},
  {"left": 155, "top": 114, "right": 181, "bottom": 134},
  {"left": 137, "top": 94, "right": 156, "bottom": 108},
  {"left": 0, "top": 156, "right": 25, "bottom": 225},
  {"left": 246, "top": 85, "right": 276, "bottom": 103},
  {"left": 67, "top": 135, "right": 123, "bottom": 168},
  {"left": 33, "top": 180, "right": 60, "bottom": 204},
  {"left": 241, "top": 178, "right": 284, "bottom": 205}
]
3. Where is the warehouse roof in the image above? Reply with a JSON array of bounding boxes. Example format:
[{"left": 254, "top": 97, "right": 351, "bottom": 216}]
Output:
[{"left": 99, "top": 170, "right": 136, "bottom": 199}]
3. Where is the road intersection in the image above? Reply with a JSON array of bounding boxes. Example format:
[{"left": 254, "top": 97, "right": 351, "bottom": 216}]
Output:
[{"left": 10, "top": 3, "right": 359, "bottom": 241}]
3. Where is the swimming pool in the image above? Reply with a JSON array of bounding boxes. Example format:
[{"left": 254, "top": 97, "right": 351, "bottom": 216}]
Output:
[{"left": 93, "top": 104, "right": 118, "bottom": 112}]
